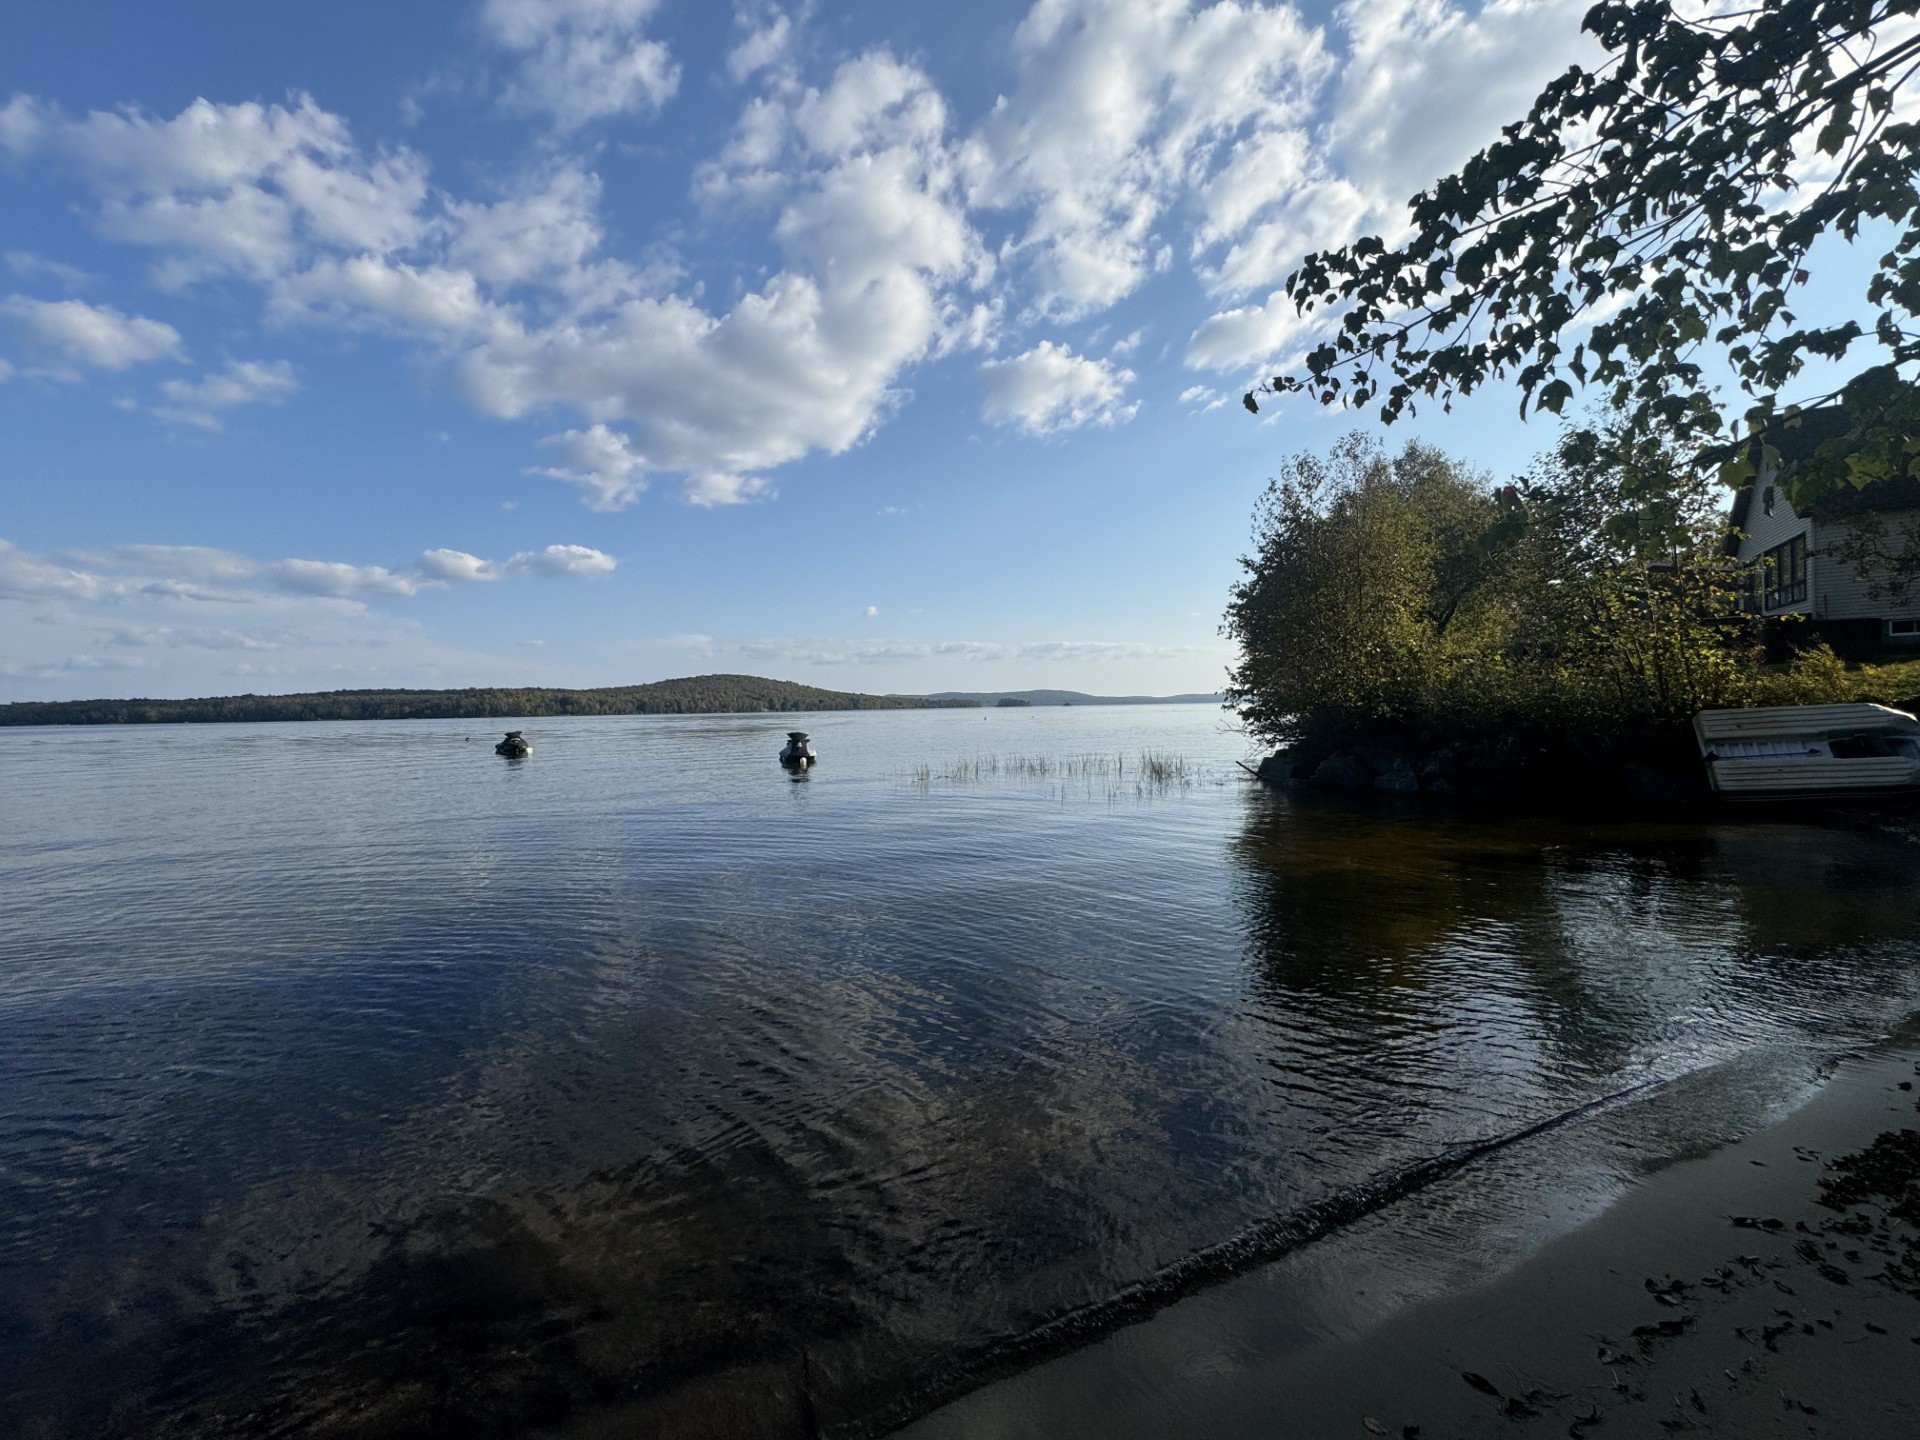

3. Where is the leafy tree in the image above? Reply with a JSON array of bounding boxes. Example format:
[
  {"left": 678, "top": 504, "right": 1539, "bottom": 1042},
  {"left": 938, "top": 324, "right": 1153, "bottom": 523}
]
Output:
[
  {"left": 1253, "top": 0, "right": 1920, "bottom": 502},
  {"left": 1508, "top": 418, "right": 1758, "bottom": 720},
  {"left": 1224, "top": 435, "right": 1515, "bottom": 745},
  {"left": 1225, "top": 430, "right": 1840, "bottom": 755}
]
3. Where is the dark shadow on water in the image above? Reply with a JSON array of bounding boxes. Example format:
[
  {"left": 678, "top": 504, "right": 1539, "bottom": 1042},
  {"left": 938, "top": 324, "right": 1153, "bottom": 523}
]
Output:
[
  {"left": 120, "top": 1160, "right": 858, "bottom": 1439},
  {"left": 1229, "top": 792, "right": 1920, "bottom": 1073},
  {"left": 1232, "top": 792, "right": 1920, "bottom": 979}
]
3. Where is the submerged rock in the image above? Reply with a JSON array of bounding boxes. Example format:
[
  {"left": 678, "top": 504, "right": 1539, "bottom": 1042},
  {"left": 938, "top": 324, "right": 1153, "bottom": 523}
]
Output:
[{"left": 1251, "top": 722, "right": 1710, "bottom": 813}]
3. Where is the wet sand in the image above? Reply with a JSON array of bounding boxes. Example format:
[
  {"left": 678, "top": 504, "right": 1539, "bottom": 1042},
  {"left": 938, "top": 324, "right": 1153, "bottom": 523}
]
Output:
[{"left": 898, "top": 1045, "right": 1920, "bottom": 1439}]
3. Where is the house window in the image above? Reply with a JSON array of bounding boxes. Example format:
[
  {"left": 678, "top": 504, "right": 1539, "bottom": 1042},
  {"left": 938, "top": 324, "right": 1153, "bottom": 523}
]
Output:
[
  {"left": 1760, "top": 533, "right": 1808, "bottom": 610},
  {"left": 1889, "top": 618, "right": 1920, "bottom": 643},
  {"left": 1762, "top": 485, "right": 1776, "bottom": 516}
]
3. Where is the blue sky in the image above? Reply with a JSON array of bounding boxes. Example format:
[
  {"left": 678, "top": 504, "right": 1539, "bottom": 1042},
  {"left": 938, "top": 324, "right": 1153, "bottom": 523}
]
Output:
[{"left": 0, "top": 0, "right": 1762, "bottom": 699}]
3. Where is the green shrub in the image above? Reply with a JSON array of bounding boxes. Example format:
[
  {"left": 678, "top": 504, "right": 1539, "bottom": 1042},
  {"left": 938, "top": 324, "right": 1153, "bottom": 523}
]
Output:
[
  {"left": 1225, "top": 426, "right": 1806, "bottom": 754},
  {"left": 1749, "top": 644, "right": 1853, "bottom": 707}
]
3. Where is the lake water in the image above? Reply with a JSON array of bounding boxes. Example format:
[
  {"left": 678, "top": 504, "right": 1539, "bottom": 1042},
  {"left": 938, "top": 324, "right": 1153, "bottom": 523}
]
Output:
[{"left": 3, "top": 704, "right": 1920, "bottom": 1438}]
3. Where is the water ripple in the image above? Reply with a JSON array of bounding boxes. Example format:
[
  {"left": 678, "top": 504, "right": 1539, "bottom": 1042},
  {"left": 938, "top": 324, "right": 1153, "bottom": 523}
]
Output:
[{"left": 1, "top": 707, "right": 1918, "bottom": 1436}]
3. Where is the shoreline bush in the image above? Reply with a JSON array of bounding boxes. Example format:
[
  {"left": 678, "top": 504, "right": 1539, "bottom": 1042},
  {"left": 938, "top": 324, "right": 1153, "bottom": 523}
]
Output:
[{"left": 1224, "top": 429, "right": 1854, "bottom": 799}]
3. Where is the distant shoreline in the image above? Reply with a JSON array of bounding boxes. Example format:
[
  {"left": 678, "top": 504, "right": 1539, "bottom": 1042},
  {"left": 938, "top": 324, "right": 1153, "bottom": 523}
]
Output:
[{"left": 0, "top": 673, "right": 1224, "bottom": 727}]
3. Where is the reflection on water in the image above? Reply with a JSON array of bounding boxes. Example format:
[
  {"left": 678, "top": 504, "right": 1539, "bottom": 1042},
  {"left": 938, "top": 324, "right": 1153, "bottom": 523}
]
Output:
[{"left": 1, "top": 708, "right": 1918, "bottom": 1438}]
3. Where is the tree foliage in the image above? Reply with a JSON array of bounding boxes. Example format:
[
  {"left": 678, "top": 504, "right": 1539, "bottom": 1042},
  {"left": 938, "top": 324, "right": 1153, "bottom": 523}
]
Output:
[
  {"left": 1224, "top": 436, "right": 1511, "bottom": 743},
  {"left": 1255, "top": 0, "right": 1920, "bottom": 503},
  {"left": 0, "top": 675, "right": 977, "bottom": 728},
  {"left": 1224, "top": 431, "right": 1841, "bottom": 753}
]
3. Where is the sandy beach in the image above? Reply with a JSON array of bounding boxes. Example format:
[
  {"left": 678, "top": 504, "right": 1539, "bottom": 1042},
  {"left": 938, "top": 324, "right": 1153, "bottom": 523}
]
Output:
[{"left": 899, "top": 1043, "right": 1920, "bottom": 1439}]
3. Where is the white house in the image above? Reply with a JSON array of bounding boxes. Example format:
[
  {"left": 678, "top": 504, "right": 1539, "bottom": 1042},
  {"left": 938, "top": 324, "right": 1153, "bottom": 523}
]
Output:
[{"left": 1726, "top": 417, "right": 1920, "bottom": 656}]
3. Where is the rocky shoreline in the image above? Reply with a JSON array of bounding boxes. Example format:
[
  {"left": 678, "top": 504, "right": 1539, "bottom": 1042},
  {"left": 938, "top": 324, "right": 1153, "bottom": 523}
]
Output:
[
  {"left": 1250, "top": 727, "right": 1712, "bottom": 809},
  {"left": 1251, "top": 692, "right": 1920, "bottom": 809}
]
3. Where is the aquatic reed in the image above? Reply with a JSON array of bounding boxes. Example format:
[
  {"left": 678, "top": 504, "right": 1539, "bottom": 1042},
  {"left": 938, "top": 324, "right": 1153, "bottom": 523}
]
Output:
[
  {"left": 1135, "top": 750, "right": 1191, "bottom": 786},
  {"left": 905, "top": 750, "right": 1195, "bottom": 793}
]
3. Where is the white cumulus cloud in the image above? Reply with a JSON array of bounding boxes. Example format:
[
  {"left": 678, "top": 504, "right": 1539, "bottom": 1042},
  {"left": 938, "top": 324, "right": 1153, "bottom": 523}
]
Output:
[
  {"left": 446, "top": 165, "right": 607, "bottom": 290},
  {"left": 963, "top": 0, "right": 1331, "bottom": 318},
  {"left": 6, "top": 537, "right": 616, "bottom": 606},
  {"left": 1, "top": 294, "right": 182, "bottom": 375},
  {"left": 0, "top": 536, "right": 544, "bottom": 699},
  {"left": 0, "top": 538, "right": 109, "bottom": 600},
  {"left": 420, "top": 543, "right": 618, "bottom": 580},
  {"left": 152, "top": 357, "right": 296, "bottom": 429},
  {"left": 727, "top": 6, "right": 793, "bottom": 83},
  {"left": 1182, "top": 0, "right": 1593, "bottom": 371},
  {"left": 270, "top": 558, "right": 424, "bottom": 598},
  {"left": 476, "top": 50, "right": 989, "bottom": 508},
  {"left": 10, "top": 94, "right": 433, "bottom": 290},
  {"left": 979, "top": 341, "right": 1137, "bottom": 435},
  {"left": 503, "top": 542, "right": 618, "bottom": 578},
  {"left": 481, "top": 0, "right": 681, "bottom": 129},
  {"left": 0, "top": 0, "right": 1606, "bottom": 506},
  {"left": 5, "top": 251, "right": 93, "bottom": 288},
  {"left": 1183, "top": 289, "right": 1322, "bottom": 373},
  {"left": 528, "top": 423, "right": 651, "bottom": 510}
]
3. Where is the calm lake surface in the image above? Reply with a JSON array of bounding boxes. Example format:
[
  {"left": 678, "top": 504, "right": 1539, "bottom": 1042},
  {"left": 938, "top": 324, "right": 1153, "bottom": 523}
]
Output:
[{"left": 4, "top": 704, "right": 1920, "bottom": 1438}]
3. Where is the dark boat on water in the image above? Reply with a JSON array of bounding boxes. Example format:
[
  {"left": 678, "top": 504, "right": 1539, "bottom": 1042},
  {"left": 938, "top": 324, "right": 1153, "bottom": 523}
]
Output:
[
  {"left": 779, "top": 731, "right": 816, "bottom": 768},
  {"left": 496, "top": 731, "right": 530, "bottom": 757}
]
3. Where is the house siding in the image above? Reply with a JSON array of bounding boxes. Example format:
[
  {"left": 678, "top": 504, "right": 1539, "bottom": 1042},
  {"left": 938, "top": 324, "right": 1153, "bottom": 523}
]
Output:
[{"left": 1811, "top": 510, "right": 1920, "bottom": 625}]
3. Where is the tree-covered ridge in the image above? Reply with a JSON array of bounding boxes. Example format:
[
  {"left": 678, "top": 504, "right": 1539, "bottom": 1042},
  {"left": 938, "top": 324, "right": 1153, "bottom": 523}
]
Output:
[{"left": 0, "top": 675, "right": 979, "bottom": 727}]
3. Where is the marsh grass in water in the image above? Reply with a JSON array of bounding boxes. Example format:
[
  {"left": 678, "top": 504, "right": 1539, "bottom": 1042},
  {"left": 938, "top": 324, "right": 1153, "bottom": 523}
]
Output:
[
  {"left": 1136, "top": 750, "right": 1192, "bottom": 785},
  {"left": 905, "top": 749, "right": 1197, "bottom": 798}
]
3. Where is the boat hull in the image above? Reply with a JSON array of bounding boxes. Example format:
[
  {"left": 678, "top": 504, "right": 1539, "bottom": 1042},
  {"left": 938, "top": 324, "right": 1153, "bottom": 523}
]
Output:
[
  {"left": 1704, "top": 755, "right": 1920, "bottom": 800},
  {"left": 1694, "top": 703, "right": 1920, "bottom": 801}
]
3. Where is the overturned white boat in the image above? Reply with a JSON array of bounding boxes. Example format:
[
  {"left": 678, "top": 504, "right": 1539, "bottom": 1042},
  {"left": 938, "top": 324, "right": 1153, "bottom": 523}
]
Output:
[{"left": 1693, "top": 703, "right": 1920, "bottom": 799}]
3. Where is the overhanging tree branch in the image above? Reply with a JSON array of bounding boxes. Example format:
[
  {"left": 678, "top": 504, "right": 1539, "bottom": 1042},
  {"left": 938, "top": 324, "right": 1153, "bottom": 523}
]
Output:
[{"left": 1251, "top": 0, "right": 1920, "bottom": 503}]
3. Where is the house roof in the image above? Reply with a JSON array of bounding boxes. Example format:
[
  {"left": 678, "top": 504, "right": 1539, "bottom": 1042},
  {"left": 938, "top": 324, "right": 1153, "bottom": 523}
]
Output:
[
  {"left": 1802, "top": 474, "right": 1920, "bottom": 518},
  {"left": 1765, "top": 401, "right": 1920, "bottom": 515},
  {"left": 1722, "top": 485, "right": 1757, "bottom": 554},
  {"left": 1724, "top": 397, "right": 1920, "bottom": 545}
]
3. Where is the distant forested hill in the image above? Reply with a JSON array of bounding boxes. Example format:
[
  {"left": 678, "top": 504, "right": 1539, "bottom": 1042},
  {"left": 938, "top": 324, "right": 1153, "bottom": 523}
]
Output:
[
  {"left": 0, "top": 674, "right": 978, "bottom": 727},
  {"left": 924, "top": 689, "right": 1223, "bottom": 707}
]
